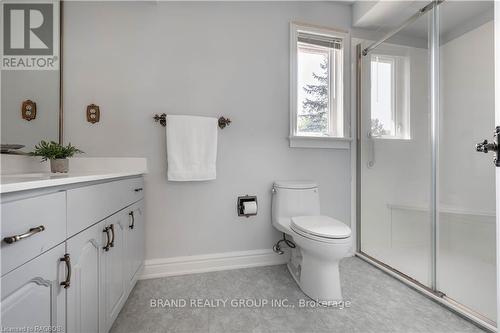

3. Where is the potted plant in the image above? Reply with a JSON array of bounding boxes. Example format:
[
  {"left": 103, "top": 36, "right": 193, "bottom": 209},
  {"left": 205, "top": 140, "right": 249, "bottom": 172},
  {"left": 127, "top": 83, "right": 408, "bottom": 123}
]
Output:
[{"left": 31, "top": 140, "right": 84, "bottom": 173}]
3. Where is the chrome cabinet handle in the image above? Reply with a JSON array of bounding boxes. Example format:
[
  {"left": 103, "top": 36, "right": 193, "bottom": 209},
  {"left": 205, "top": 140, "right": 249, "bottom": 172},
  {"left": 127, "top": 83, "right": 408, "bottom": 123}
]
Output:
[
  {"left": 3, "top": 225, "right": 45, "bottom": 244},
  {"left": 103, "top": 226, "right": 111, "bottom": 251},
  {"left": 129, "top": 211, "right": 135, "bottom": 229},
  {"left": 60, "top": 254, "right": 71, "bottom": 289},
  {"left": 109, "top": 224, "right": 115, "bottom": 248},
  {"left": 134, "top": 188, "right": 143, "bottom": 192}
]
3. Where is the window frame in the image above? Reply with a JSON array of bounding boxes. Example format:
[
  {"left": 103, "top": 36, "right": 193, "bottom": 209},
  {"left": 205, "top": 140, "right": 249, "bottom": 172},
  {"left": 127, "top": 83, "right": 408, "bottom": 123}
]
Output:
[
  {"left": 290, "top": 22, "right": 350, "bottom": 149},
  {"left": 369, "top": 47, "right": 411, "bottom": 141}
]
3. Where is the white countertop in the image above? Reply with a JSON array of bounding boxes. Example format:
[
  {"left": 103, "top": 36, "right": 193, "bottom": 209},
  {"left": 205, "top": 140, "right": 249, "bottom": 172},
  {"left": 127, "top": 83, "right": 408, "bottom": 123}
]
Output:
[
  {"left": 1, "top": 157, "right": 148, "bottom": 194},
  {"left": 0, "top": 171, "right": 145, "bottom": 194}
]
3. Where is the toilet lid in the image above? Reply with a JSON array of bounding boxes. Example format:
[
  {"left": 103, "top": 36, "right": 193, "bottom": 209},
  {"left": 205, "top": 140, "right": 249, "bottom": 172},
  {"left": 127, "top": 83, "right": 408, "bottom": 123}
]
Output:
[{"left": 291, "top": 216, "right": 351, "bottom": 239}]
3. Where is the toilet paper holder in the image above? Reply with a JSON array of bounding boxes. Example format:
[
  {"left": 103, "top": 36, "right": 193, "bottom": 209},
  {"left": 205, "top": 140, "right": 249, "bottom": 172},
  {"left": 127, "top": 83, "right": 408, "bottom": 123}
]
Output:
[{"left": 237, "top": 195, "right": 258, "bottom": 217}]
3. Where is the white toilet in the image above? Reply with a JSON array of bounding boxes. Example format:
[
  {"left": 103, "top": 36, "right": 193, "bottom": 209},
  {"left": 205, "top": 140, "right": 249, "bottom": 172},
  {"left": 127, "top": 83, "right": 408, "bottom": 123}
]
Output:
[{"left": 271, "top": 181, "right": 352, "bottom": 303}]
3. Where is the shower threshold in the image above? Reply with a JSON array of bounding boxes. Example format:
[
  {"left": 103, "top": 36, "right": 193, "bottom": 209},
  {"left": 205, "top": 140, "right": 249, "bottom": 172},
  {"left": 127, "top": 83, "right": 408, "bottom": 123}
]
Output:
[{"left": 355, "top": 251, "right": 496, "bottom": 333}]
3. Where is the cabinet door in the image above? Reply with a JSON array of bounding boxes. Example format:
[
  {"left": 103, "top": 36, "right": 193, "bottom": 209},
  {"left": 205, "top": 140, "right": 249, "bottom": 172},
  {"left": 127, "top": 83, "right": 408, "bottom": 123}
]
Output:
[
  {"left": 125, "top": 200, "right": 145, "bottom": 283},
  {"left": 101, "top": 213, "right": 126, "bottom": 332},
  {"left": 66, "top": 222, "right": 102, "bottom": 333},
  {"left": 1, "top": 243, "right": 66, "bottom": 332}
]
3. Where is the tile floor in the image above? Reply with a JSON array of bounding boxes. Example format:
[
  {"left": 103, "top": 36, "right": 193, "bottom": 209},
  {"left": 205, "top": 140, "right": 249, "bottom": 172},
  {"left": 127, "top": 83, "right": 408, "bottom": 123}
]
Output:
[{"left": 110, "top": 257, "right": 486, "bottom": 333}]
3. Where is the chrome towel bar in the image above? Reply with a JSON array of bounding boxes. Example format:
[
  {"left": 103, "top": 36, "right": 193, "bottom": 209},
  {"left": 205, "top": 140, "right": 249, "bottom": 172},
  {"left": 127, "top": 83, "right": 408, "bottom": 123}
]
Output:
[{"left": 153, "top": 113, "right": 231, "bottom": 129}]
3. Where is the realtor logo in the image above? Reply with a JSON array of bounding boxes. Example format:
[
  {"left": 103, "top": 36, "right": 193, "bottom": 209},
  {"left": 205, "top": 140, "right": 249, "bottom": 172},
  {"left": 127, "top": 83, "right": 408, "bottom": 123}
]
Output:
[{"left": 2, "top": 2, "right": 59, "bottom": 70}]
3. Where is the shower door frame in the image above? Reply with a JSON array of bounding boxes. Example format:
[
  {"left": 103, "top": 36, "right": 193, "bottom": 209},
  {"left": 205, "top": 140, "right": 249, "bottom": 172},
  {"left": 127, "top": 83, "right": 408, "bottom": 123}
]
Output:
[{"left": 354, "top": 2, "right": 496, "bottom": 332}]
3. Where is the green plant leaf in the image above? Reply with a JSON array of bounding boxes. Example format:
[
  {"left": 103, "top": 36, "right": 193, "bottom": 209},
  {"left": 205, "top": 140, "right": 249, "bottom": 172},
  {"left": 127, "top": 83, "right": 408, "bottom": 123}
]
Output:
[{"left": 30, "top": 140, "right": 84, "bottom": 161}]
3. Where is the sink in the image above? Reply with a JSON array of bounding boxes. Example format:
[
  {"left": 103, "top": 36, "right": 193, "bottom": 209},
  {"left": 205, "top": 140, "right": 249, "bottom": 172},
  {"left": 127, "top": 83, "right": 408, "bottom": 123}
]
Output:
[
  {"left": 1, "top": 173, "right": 69, "bottom": 184},
  {"left": 2, "top": 173, "right": 50, "bottom": 178}
]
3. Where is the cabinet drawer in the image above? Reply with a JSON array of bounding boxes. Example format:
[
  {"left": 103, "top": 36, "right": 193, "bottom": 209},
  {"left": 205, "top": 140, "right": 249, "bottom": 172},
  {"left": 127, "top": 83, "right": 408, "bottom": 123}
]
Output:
[
  {"left": 67, "top": 177, "right": 144, "bottom": 237},
  {"left": 1, "top": 191, "right": 66, "bottom": 276}
]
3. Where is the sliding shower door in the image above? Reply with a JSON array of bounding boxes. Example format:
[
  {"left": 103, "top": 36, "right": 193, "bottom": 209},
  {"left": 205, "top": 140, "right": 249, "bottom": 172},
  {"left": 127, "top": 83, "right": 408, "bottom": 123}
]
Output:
[
  {"left": 358, "top": 0, "right": 497, "bottom": 326},
  {"left": 436, "top": 1, "right": 496, "bottom": 323},
  {"left": 358, "top": 11, "right": 433, "bottom": 287}
]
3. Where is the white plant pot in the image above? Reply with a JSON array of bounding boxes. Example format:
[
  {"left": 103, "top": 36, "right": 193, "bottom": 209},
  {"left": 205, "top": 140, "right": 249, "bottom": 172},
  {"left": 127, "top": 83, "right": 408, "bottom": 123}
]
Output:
[{"left": 50, "top": 158, "right": 69, "bottom": 173}]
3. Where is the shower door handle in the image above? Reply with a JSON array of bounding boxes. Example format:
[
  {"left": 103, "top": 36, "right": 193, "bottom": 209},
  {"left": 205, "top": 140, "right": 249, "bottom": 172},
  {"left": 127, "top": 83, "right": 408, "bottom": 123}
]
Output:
[
  {"left": 475, "top": 126, "right": 500, "bottom": 167},
  {"left": 476, "top": 140, "right": 497, "bottom": 153}
]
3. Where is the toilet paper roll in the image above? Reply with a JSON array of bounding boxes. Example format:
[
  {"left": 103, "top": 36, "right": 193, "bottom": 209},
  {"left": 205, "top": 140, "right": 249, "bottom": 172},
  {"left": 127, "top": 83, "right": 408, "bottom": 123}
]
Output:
[{"left": 243, "top": 201, "right": 257, "bottom": 215}]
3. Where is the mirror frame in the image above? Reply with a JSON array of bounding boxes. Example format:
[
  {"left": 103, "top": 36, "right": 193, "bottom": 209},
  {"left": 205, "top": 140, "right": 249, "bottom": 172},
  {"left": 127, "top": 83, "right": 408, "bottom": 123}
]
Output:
[{"left": 58, "top": 1, "right": 63, "bottom": 144}]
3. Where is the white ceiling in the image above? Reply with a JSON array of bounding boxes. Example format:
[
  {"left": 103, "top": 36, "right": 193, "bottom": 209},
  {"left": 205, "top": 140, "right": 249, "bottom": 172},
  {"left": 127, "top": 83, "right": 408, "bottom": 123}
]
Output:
[{"left": 352, "top": 1, "right": 493, "bottom": 41}]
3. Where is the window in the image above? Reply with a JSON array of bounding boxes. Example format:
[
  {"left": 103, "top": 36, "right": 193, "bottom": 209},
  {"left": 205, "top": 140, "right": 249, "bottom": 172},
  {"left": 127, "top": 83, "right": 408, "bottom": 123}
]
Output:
[
  {"left": 290, "top": 23, "right": 348, "bottom": 149},
  {"left": 370, "top": 52, "right": 410, "bottom": 140}
]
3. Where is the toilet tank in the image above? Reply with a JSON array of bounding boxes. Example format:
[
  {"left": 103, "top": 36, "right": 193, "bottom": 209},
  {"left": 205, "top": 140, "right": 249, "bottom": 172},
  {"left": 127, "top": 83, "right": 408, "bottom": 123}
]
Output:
[{"left": 271, "top": 181, "right": 320, "bottom": 227}]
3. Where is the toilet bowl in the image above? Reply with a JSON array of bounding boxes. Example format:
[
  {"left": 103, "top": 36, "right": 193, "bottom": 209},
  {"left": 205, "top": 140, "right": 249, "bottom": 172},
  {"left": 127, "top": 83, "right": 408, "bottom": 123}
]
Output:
[{"left": 271, "top": 181, "right": 352, "bottom": 303}]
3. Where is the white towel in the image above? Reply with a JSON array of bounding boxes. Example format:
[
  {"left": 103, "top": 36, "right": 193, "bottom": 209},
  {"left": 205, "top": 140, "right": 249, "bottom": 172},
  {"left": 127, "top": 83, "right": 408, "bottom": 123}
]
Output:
[{"left": 166, "top": 115, "right": 218, "bottom": 181}]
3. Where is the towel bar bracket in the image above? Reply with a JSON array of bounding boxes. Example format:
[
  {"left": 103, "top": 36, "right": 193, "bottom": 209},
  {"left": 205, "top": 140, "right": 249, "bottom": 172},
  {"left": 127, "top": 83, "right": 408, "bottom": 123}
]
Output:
[
  {"left": 153, "top": 113, "right": 167, "bottom": 127},
  {"left": 153, "top": 113, "right": 231, "bottom": 129},
  {"left": 217, "top": 117, "right": 231, "bottom": 129}
]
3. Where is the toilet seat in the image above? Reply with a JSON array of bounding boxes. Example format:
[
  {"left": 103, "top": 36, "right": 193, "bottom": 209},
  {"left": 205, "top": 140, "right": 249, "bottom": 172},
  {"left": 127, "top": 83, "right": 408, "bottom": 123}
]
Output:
[{"left": 290, "top": 216, "right": 351, "bottom": 241}]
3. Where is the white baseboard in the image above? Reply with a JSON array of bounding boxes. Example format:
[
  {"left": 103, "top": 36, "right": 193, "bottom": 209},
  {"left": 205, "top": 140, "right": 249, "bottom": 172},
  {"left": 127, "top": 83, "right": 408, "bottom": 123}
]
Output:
[{"left": 139, "top": 249, "right": 289, "bottom": 280}]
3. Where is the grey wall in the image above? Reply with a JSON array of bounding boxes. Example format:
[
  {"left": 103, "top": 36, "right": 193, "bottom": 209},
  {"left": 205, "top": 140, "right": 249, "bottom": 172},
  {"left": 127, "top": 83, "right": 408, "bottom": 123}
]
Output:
[
  {"left": 1, "top": 71, "right": 60, "bottom": 151},
  {"left": 63, "top": 1, "right": 352, "bottom": 260}
]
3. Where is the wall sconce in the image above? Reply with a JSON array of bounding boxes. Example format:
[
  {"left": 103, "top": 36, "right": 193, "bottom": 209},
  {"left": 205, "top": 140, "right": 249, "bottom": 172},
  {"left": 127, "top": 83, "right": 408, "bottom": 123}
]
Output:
[
  {"left": 86, "top": 104, "right": 100, "bottom": 124},
  {"left": 21, "top": 100, "right": 36, "bottom": 121}
]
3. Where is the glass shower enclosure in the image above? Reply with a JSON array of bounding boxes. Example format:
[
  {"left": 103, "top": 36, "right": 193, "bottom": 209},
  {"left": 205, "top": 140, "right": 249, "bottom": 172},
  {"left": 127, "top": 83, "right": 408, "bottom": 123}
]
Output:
[{"left": 356, "top": 0, "right": 496, "bottom": 329}]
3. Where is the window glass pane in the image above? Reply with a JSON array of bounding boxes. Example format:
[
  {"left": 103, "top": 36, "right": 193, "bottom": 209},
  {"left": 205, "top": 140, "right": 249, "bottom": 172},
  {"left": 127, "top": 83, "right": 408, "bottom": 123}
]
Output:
[
  {"left": 371, "top": 56, "right": 395, "bottom": 137},
  {"left": 297, "top": 44, "right": 330, "bottom": 136}
]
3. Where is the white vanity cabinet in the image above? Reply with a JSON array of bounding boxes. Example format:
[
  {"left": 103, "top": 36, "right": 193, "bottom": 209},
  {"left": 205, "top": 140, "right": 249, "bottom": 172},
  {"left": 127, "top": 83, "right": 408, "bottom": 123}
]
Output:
[
  {"left": 1, "top": 176, "right": 145, "bottom": 333},
  {"left": 1, "top": 191, "right": 66, "bottom": 275},
  {"left": 1, "top": 243, "right": 66, "bottom": 332},
  {"left": 66, "top": 222, "right": 102, "bottom": 333},
  {"left": 100, "top": 211, "right": 127, "bottom": 332},
  {"left": 124, "top": 200, "right": 145, "bottom": 285}
]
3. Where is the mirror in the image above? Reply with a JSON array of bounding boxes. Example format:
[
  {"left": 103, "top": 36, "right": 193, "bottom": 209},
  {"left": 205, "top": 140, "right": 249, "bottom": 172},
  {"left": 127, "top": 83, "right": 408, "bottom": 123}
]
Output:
[{"left": 1, "top": 0, "right": 62, "bottom": 153}]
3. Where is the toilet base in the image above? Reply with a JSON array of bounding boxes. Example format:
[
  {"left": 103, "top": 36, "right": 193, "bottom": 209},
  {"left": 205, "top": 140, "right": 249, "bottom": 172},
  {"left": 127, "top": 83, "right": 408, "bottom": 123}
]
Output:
[
  {"left": 286, "top": 235, "right": 350, "bottom": 304},
  {"left": 299, "top": 251, "right": 342, "bottom": 302}
]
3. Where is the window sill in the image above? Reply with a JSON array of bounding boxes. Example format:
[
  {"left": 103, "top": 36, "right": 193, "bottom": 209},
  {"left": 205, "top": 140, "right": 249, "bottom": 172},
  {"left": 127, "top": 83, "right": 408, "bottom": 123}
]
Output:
[
  {"left": 371, "top": 136, "right": 412, "bottom": 142},
  {"left": 289, "top": 136, "right": 351, "bottom": 149}
]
